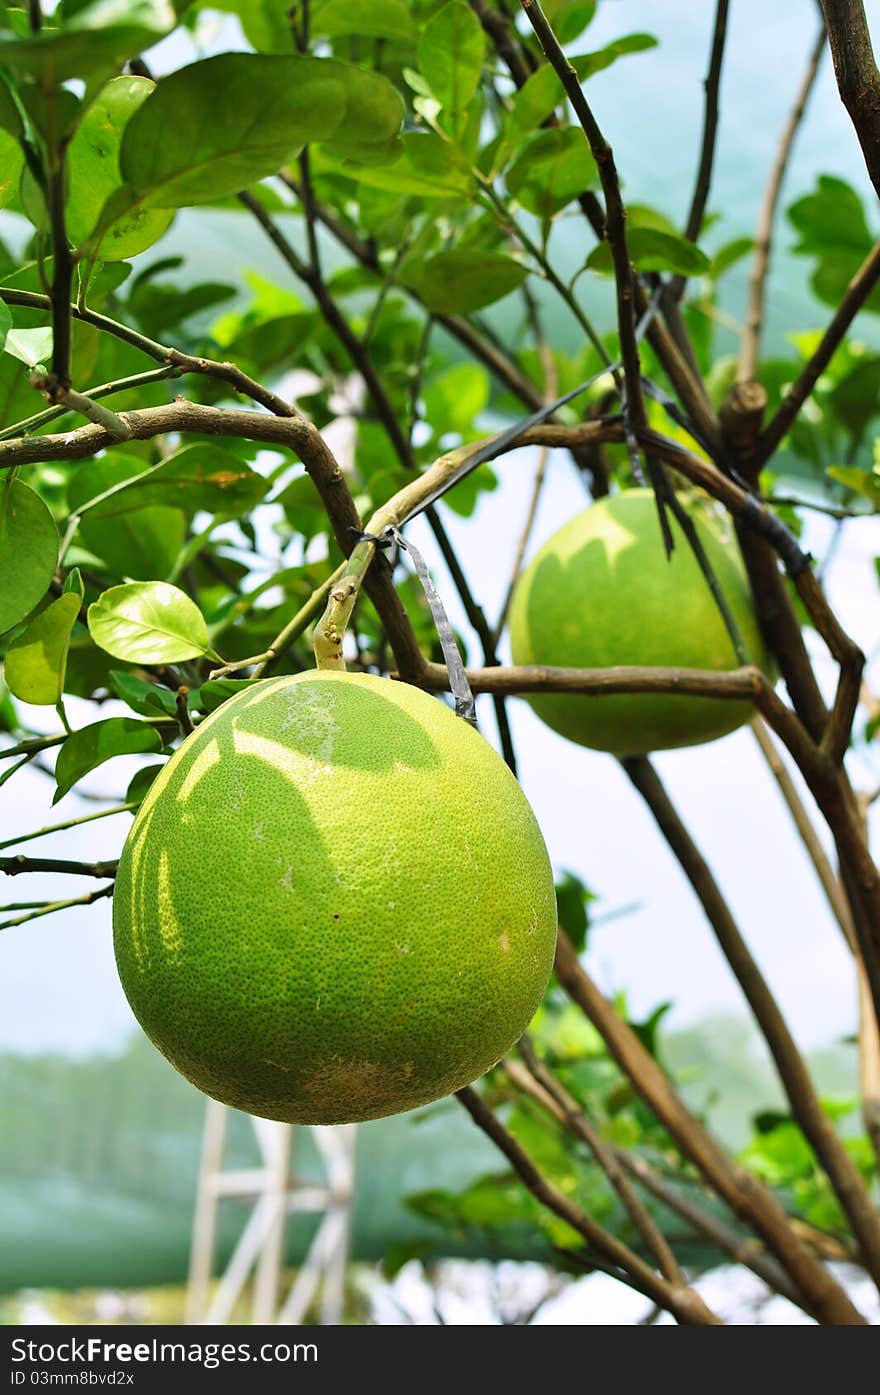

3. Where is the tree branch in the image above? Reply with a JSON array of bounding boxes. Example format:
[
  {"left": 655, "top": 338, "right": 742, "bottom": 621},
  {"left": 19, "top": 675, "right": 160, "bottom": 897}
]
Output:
[
  {"left": 513, "top": 1041, "right": 686, "bottom": 1285},
  {"left": 504, "top": 1046, "right": 808, "bottom": 1309},
  {"left": 740, "top": 25, "right": 826, "bottom": 382},
  {"left": 820, "top": 0, "right": 880, "bottom": 198},
  {"left": 456, "top": 1085, "right": 723, "bottom": 1324},
  {"left": 671, "top": 0, "right": 730, "bottom": 299},
  {"left": 0, "top": 884, "right": 113, "bottom": 931},
  {"left": 0, "top": 856, "right": 119, "bottom": 878},
  {"left": 552, "top": 930, "right": 867, "bottom": 1323},
  {"left": 621, "top": 754, "right": 880, "bottom": 1290},
  {"left": 755, "top": 240, "right": 880, "bottom": 464}
]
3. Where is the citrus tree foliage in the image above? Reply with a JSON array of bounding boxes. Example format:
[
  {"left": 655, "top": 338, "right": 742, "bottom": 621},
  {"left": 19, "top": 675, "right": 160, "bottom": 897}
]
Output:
[{"left": 1, "top": 0, "right": 880, "bottom": 1324}]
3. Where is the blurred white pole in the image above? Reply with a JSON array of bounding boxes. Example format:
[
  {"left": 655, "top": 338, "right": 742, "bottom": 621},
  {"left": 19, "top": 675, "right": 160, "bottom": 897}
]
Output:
[{"left": 186, "top": 1100, "right": 357, "bottom": 1325}]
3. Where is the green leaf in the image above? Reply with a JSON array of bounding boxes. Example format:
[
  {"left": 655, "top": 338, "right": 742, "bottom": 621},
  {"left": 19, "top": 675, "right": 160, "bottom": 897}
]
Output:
[
  {"left": 4, "top": 592, "right": 80, "bottom": 705},
  {"left": 125, "top": 762, "right": 164, "bottom": 805},
  {"left": 67, "top": 453, "right": 186, "bottom": 579},
  {"left": 422, "top": 363, "right": 490, "bottom": 436},
  {"left": 63, "top": 567, "right": 85, "bottom": 602},
  {"left": 70, "top": 444, "right": 269, "bottom": 520},
  {"left": 0, "top": 127, "right": 22, "bottom": 212},
  {"left": 788, "top": 175, "right": 873, "bottom": 257},
  {"left": 709, "top": 236, "right": 754, "bottom": 278},
  {"left": 312, "top": 0, "right": 414, "bottom": 41},
  {"left": 546, "top": 0, "right": 596, "bottom": 44},
  {"left": 0, "top": 480, "right": 58, "bottom": 634},
  {"left": 401, "top": 249, "right": 528, "bottom": 313},
  {"left": 506, "top": 128, "right": 597, "bottom": 218},
  {"left": 66, "top": 76, "right": 175, "bottom": 261},
  {"left": 119, "top": 53, "right": 404, "bottom": 208},
  {"left": 508, "top": 41, "right": 654, "bottom": 137},
  {"left": 587, "top": 227, "right": 709, "bottom": 276},
  {"left": 555, "top": 870, "right": 596, "bottom": 953},
  {"left": 4, "top": 325, "right": 53, "bottom": 367},
  {"left": 0, "top": 0, "right": 176, "bottom": 83},
  {"left": 53, "top": 716, "right": 164, "bottom": 803},
  {"left": 827, "top": 465, "right": 880, "bottom": 507},
  {"left": 88, "top": 581, "right": 210, "bottom": 663},
  {"left": 82, "top": 506, "right": 185, "bottom": 580},
  {"left": 191, "top": 677, "right": 256, "bottom": 713},
  {"left": 417, "top": 1, "right": 484, "bottom": 139},
  {"left": 827, "top": 358, "right": 880, "bottom": 446},
  {"left": 334, "top": 131, "right": 473, "bottom": 199},
  {"left": 108, "top": 669, "right": 178, "bottom": 717},
  {"left": 574, "top": 32, "right": 657, "bottom": 80}
]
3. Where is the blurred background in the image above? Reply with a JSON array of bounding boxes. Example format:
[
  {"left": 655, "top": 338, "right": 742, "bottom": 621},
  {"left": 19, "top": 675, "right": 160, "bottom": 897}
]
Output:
[{"left": 2, "top": 0, "right": 880, "bottom": 1324}]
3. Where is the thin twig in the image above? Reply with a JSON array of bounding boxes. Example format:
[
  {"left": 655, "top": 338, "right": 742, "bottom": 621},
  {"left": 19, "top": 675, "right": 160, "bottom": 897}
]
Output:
[
  {"left": 513, "top": 1042, "right": 685, "bottom": 1285},
  {"left": 756, "top": 240, "right": 880, "bottom": 464},
  {"left": 0, "top": 884, "right": 114, "bottom": 932},
  {"left": 0, "top": 802, "right": 137, "bottom": 851},
  {"left": 552, "top": 930, "right": 866, "bottom": 1324},
  {"left": 677, "top": 0, "right": 730, "bottom": 276},
  {"left": 740, "top": 26, "right": 826, "bottom": 382},
  {"left": 456, "top": 1085, "right": 723, "bottom": 1324}
]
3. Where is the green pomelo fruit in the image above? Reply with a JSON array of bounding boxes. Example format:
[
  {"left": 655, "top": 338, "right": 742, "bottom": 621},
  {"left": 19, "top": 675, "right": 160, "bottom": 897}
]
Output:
[
  {"left": 113, "top": 671, "right": 557, "bottom": 1124},
  {"left": 508, "top": 489, "right": 772, "bottom": 756}
]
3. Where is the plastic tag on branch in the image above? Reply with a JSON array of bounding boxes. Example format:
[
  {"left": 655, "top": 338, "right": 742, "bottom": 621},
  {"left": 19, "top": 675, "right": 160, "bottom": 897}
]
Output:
[{"left": 388, "top": 526, "right": 476, "bottom": 728}]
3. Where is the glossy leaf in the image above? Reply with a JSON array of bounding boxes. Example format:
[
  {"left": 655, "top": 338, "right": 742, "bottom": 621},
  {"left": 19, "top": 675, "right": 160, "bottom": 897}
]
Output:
[
  {"left": 588, "top": 227, "right": 709, "bottom": 276},
  {"left": 511, "top": 36, "right": 657, "bottom": 135},
  {"left": 88, "top": 581, "right": 210, "bottom": 662},
  {"left": 67, "top": 76, "right": 174, "bottom": 261},
  {"left": 4, "top": 326, "right": 53, "bottom": 367},
  {"left": 0, "top": 0, "right": 175, "bottom": 83},
  {"left": 401, "top": 249, "right": 528, "bottom": 313},
  {"left": 0, "top": 481, "right": 58, "bottom": 634},
  {"left": 0, "top": 128, "right": 22, "bottom": 212},
  {"left": 108, "top": 670, "right": 178, "bottom": 717},
  {"left": 4, "top": 593, "right": 80, "bottom": 705},
  {"left": 120, "top": 53, "right": 404, "bottom": 207},
  {"left": 312, "top": 0, "right": 414, "bottom": 41},
  {"left": 335, "top": 131, "right": 473, "bottom": 199},
  {"left": 506, "top": 128, "right": 597, "bottom": 218},
  {"left": 417, "top": 1, "right": 484, "bottom": 138},
  {"left": 54, "top": 716, "right": 165, "bottom": 803},
  {"left": 71, "top": 445, "right": 268, "bottom": 520},
  {"left": 68, "top": 454, "right": 186, "bottom": 580}
]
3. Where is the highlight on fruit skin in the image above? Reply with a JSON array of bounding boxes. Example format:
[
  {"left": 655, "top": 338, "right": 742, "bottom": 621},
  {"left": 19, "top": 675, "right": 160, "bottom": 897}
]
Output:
[
  {"left": 508, "top": 488, "right": 773, "bottom": 757},
  {"left": 112, "top": 671, "right": 558, "bottom": 1125}
]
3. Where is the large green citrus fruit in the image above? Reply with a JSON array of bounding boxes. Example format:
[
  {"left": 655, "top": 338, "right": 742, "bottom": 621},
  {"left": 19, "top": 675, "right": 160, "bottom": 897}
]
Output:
[
  {"left": 508, "top": 489, "right": 771, "bottom": 756},
  {"left": 113, "top": 671, "right": 557, "bottom": 1124}
]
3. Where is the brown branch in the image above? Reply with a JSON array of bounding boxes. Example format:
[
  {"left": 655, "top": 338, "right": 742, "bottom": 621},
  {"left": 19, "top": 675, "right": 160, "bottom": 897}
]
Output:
[
  {"left": 552, "top": 930, "right": 867, "bottom": 1323},
  {"left": 740, "top": 25, "right": 826, "bottom": 382},
  {"left": 419, "top": 660, "right": 763, "bottom": 701},
  {"left": 820, "top": 0, "right": 880, "bottom": 198},
  {"left": 753, "top": 717, "right": 880, "bottom": 1169},
  {"left": 504, "top": 1048, "right": 807, "bottom": 1309},
  {"left": 469, "top": 0, "right": 532, "bottom": 86},
  {"left": 0, "top": 290, "right": 299, "bottom": 418},
  {"left": 512, "top": 1043, "right": 685, "bottom": 1285},
  {"left": 756, "top": 240, "right": 880, "bottom": 464},
  {"left": 455, "top": 1085, "right": 723, "bottom": 1324},
  {"left": 0, "top": 855, "right": 119, "bottom": 879},
  {"left": 621, "top": 754, "right": 880, "bottom": 1290},
  {"left": 519, "top": 2, "right": 646, "bottom": 441},
  {"left": 686, "top": 0, "right": 730, "bottom": 243}
]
